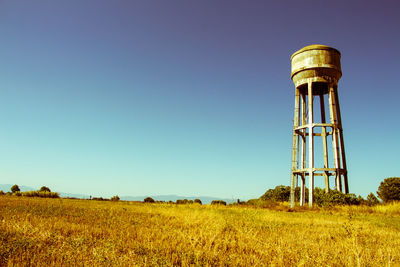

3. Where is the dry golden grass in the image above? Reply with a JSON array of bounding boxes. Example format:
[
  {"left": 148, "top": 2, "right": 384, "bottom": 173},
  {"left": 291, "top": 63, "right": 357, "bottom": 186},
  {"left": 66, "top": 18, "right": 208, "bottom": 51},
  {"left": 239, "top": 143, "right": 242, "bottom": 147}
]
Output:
[{"left": 0, "top": 196, "right": 399, "bottom": 266}]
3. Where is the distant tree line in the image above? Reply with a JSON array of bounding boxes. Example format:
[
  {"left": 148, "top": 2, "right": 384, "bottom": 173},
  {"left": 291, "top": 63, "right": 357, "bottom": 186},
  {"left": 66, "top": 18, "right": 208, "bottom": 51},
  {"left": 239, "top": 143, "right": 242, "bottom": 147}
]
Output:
[
  {"left": 89, "top": 195, "right": 120, "bottom": 201},
  {"left": 0, "top": 184, "right": 59, "bottom": 198},
  {"left": 143, "top": 197, "right": 203, "bottom": 205},
  {"left": 3, "top": 177, "right": 397, "bottom": 207},
  {"left": 141, "top": 198, "right": 230, "bottom": 205}
]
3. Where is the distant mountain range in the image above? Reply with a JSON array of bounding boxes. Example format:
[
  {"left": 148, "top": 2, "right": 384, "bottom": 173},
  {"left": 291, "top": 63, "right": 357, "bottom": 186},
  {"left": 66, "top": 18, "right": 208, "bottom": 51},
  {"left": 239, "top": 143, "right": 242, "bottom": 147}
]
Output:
[{"left": 0, "top": 184, "right": 236, "bottom": 204}]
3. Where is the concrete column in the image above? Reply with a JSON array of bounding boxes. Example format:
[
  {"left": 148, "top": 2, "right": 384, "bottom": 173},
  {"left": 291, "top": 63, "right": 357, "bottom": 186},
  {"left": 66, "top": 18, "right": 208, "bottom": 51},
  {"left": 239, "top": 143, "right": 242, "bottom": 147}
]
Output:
[
  {"left": 307, "top": 80, "right": 314, "bottom": 207},
  {"left": 320, "top": 94, "right": 330, "bottom": 193},
  {"left": 300, "top": 93, "right": 306, "bottom": 206},
  {"left": 333, "top": 86, "right": 349, "bottom": 194},
  {"left": 328, "top": 84, "right": 342, "bottom": 191},
  {"left": 290, "top": 87, "right": 300, "bottom": 207},
  {"left": 300, "top": 175, "right": 305, "bottom": 206}
]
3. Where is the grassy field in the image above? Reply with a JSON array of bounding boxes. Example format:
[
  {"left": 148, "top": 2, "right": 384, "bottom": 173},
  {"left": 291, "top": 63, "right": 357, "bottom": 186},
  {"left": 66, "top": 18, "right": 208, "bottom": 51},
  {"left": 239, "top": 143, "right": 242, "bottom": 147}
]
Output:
[{"left": 0, "top": 196, "right": 399, "bottom": 266}]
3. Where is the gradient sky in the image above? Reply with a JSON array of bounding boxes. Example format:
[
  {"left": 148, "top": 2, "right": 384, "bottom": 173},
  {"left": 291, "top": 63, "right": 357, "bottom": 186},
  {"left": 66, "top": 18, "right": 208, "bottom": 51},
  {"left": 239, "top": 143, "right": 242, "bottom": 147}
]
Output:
[{"left": 0, "top": 1, "right": 399, "bottom": 199}]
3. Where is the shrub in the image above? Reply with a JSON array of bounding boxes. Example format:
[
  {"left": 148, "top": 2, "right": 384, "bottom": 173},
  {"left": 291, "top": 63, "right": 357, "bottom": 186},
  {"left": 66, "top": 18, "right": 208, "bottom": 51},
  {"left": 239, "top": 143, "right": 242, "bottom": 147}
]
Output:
[
  {"left": 313, "top": 188, "right": 362, "bottom": 207},
  {"left": 92, "top": 197, "right": 109, "bottom": 201},
  {"left": 261, "top": 185, "right": 365, "bottom": 207},
  {"left": 45, "top": 191, "right": 58, "bottom": 198},
  {"left": 294, "top": 186, "right": 309, "bottom": 202},
  {"left": 261, "top": 185, "right": 290, "bottom": 202},
  {"left": 20, "top": 191, "right": 60, "bottom": 198},
  {"left": 11, "top": 184, "right": 20, "bottom": 193},
  {"left": 144, "top": 197, "right": 155, "bottom": 203},
  {"left": 357, "top": 195, "right": 368, "bottom": 205},
  {"left": 40, "top": 186, "right": 51, "bottom": 192},
  {"left": 176, "top": 199, "right": 194, "bottom": 204},
  {"left": 0, "top": 190, "right": 4, "bottom": 195},
  {"left": 366, "top": 192, "right": 380, "bottom": 206},
  {"left": 194, "top": 199, "right": 202, "bottom": 205},
  {"left": 245, "top": 199, "right": 280, "bottom": 209},
  {"left": 211, "top": 200, "right": 226, "bottom": 206},
  {"left": 111, "top": 195, "right": 120, "bottom": 201},
  {"left": 377, "top": 177, "right": 400, "bottom": 203},
  {"left": 260, "top": 185, "right": 308, "bottom": 202}
]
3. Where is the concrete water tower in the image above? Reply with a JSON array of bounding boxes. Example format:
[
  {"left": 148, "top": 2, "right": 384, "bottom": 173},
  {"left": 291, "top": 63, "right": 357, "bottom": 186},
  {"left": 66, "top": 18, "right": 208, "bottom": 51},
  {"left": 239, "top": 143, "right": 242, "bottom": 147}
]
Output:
[{"left": 289, "top": 44, "right": 348, "bottom": 207}]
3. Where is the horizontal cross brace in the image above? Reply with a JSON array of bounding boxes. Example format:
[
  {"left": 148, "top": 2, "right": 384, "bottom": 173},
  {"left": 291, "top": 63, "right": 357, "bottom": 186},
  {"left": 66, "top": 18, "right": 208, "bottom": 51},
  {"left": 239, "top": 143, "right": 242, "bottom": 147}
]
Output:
[
  {"left": 292, "top": 168, "right": 347, "bottom": 174},
  {"left": 295, "top": 131, "right": 332, "bottom": 137},
  {"left": 294, "top": 123, "right": 341, "bottom": 131}
]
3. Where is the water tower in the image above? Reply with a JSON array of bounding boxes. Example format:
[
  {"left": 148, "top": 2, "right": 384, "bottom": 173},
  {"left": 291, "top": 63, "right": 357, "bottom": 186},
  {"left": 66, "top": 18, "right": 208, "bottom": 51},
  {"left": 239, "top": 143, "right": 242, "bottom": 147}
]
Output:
[{"left": 289, "top": 44, "right": 348, "bottom": 207}]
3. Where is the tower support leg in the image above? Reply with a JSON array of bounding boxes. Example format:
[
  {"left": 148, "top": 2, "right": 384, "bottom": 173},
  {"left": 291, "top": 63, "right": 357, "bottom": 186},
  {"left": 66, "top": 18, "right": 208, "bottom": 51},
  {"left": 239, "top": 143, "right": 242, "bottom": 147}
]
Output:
[
  {"left": 300, "top": 93, "right": 306, "bottom": 206},
  {"left": 307, "top": 80, "right": 314, "bottom": 207},
  {"left": 333, "top": 86, "right": 349, "bottom": 194},
  {"left": 328, "top": 84, "right": 342, "bottom": 192},
  {"left": 300, "top": 174, "right": 305, "bottom": 206},
  {"left": 290, "top": 87, "right": 300, "bottom": 207},
  {"left": 320, "top": 94, "right": 330, "bottom": 193}
]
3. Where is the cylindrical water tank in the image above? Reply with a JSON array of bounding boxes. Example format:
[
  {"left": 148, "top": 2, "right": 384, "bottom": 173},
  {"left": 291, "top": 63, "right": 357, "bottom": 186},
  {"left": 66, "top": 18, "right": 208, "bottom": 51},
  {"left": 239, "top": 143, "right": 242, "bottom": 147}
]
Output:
[{"left": 291, "top": 44, "right": 342, "bottom": 86}]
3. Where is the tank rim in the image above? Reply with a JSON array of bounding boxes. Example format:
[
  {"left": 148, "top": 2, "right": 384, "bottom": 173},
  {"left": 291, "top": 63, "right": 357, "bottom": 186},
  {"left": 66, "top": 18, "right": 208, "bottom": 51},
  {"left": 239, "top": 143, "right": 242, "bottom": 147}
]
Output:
[{"left": 291, "top": 44, "right": 341, "bottom": 60}]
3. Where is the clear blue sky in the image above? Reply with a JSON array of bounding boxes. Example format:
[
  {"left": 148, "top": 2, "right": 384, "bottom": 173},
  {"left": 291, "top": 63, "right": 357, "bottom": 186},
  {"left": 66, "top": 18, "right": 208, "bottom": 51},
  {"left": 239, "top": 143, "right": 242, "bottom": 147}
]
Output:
[{"left": 0, "top": 1, "right": 399, "bottom": 199}]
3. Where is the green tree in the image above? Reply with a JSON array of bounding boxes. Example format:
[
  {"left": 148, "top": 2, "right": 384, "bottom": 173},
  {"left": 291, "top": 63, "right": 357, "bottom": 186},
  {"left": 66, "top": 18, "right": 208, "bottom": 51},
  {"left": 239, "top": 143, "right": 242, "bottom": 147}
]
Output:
[
  {"left": 144, "top": 197, "right": 155, "bottom": 203},
  {"left": 40, "top": 186, "right": 51, "bottom": 192},
  {"left": 377, "top": 177, "right": 400, "bottom": 202},
  {"left": 11, "top": 184, "right": 20, "bottom": 193}
]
